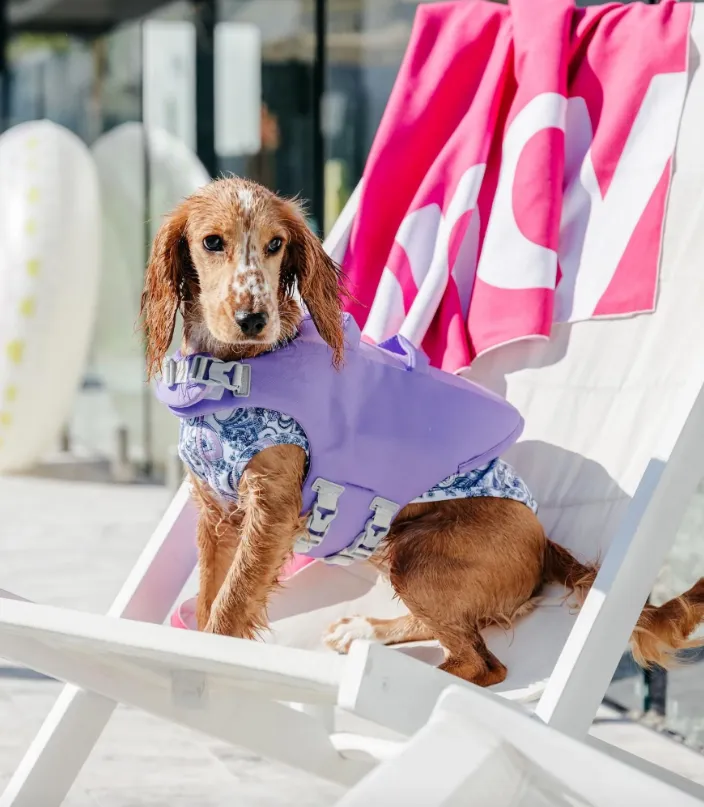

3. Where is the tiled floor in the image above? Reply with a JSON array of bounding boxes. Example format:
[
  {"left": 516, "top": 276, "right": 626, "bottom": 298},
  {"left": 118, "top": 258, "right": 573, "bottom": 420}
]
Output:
[{"left": 2, "top": 473, "right": 704, "bottom": 805}]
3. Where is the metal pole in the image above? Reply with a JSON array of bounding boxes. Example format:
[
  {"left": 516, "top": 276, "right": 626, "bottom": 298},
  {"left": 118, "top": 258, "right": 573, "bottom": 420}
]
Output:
[
  {"left": 0, "top": 0, "right": 9, "bottom": 132},
  {"left": 643, "top": 664, "right": 668, "bottom": 716},
  {"left": 194, "top": 0, "right": 217, "bottom": 177},
  {"left": 140, "top": 19, "right": 154, "bottom": 479},
  {"left": 312, "top": 0, "right": 326, "bottom": 235}
]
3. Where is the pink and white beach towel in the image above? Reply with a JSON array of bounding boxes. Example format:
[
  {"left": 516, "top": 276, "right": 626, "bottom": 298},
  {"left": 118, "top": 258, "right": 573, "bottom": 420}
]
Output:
[{"left": 342, "top": 0, "right": 692, "bottom": 372}]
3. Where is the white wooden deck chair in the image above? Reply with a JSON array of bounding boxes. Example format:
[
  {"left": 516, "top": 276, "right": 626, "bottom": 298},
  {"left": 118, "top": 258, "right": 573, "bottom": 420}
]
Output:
[
  {"left": 4, "top": 8, "right": 704, "bottom": 804},
  {"left": 336, "top": 685, "right": 704, "bottom": 807}
]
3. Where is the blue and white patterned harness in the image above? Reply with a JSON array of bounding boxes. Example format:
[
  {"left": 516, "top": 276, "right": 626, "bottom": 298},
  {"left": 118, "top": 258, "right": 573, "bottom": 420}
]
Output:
[{"left": 179, "top": 406, "right": 538, "bottom": 513}]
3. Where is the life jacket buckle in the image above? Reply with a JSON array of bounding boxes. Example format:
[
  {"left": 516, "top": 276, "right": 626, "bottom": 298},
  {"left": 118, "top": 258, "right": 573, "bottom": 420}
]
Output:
[
  {"left": 294, "top": 478, "right": 345, "bottom": 554},
  {"left": 325, "top": 496, "right": 399, "bottom": 566},
  {"left": 189, "top": 356, "right": 251, "bottom": 397}
]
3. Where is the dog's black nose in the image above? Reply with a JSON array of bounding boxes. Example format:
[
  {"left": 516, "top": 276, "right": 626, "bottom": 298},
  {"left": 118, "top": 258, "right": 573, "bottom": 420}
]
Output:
[{"left": 235, "top": 310, "right": 268, "bottom": 337}]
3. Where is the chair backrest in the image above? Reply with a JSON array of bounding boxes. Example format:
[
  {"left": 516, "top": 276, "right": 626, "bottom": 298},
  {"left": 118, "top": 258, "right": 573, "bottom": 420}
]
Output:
[
  {"left": 460, "top": 10, "right": 704, "bottom": 566},
  {"left": 327, "top": 16, "right": 704, "bottom": 569}
]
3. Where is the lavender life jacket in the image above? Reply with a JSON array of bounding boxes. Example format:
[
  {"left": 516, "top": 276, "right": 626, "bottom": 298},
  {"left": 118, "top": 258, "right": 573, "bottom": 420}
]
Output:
[{"left": 155, "top": 315, "right": 525, "bottom": 565}]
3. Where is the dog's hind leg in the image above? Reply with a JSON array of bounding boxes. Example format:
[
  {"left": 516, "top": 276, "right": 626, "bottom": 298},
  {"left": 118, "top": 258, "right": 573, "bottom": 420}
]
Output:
[
  {"left": 438, "top": 628, "right": 508, "bottom": 686},
  {"left": 324, "top": 614, "right": 434, "bottom": 653},
  {"left": 322, "top": 610, "right": 505, "bottom": 687},
  {"left": 379, "top": 498, "right": 545, "bottom": 687}
]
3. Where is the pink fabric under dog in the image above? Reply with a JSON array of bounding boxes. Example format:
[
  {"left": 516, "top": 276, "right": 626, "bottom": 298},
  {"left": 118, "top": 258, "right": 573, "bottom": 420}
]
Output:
[
  {"left": 171, "top": 554, "right": 315, "bottom": 631},
  {"left": 342, "top": 0, "right": 692, "bottom": 371}
]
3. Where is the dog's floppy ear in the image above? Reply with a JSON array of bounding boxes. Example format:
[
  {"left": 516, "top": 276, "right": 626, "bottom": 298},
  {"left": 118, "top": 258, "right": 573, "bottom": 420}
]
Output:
[
  {"left": 282, "top": 205, "right": 345, "bottom": 367},
  {"left": 141, "top": 203, "right": 192, "bottom": 379}
]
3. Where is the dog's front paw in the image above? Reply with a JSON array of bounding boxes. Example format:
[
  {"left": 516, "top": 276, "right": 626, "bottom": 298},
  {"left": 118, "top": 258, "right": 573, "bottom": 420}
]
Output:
[
  {"left": 324, "top": 615, "right": 377, "bottom": 654},
  {"left": 203, "top": 616, "right": 252, "bottom": 639},
  {"left": 203, "top": 617, "right": 230, "bottom": 635}
]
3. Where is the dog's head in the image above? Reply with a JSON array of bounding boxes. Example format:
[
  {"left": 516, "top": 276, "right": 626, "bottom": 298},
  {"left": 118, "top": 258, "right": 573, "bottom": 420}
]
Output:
[{"left": 141, "top": 177, "right": 345, "bottom": 378}]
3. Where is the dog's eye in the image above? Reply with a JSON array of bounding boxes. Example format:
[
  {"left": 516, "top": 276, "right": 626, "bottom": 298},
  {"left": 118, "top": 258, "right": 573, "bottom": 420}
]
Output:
[
  {"left": 203, "top": 235, "right": 224, "bottom": 252},
  {"left": 265, "top": 237, "right": 283, "bottom": 255}
]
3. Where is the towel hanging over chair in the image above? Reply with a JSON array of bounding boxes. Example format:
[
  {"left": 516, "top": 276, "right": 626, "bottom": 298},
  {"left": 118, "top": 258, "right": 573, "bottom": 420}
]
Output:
[{"left": 342, "top": 0, "right": 692, "bottom": 372}]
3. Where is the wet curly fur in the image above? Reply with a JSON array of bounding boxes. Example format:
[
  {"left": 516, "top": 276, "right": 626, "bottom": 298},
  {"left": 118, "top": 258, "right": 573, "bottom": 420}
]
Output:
[{"left": 141, "top": 176, "right": 704, "bottom": 685}]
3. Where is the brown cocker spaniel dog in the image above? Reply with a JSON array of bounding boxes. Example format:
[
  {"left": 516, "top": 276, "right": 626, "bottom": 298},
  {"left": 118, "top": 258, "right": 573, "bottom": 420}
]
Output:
[{"left": 141, "top": 176, "right": 704, "bottom": 685}]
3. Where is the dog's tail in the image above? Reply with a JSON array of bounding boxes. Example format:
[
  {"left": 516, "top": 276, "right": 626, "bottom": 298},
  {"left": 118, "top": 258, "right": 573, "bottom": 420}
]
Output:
[{"left": 542, "top": 539, "right": 704, "bottom": 667}]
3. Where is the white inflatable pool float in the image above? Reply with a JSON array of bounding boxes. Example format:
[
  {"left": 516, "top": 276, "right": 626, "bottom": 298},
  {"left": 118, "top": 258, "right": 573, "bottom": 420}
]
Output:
[
  {"left": 90, "top": 123, "right": 210, "bottom": 469},
  {"left": 0, "top": 121, "right": 101, "bottom": 473}
]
